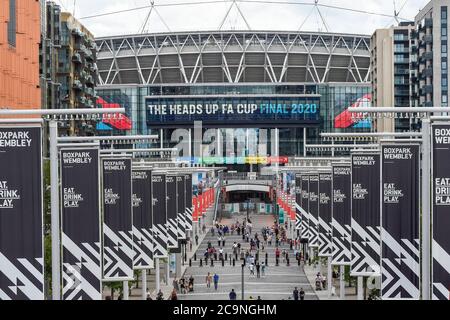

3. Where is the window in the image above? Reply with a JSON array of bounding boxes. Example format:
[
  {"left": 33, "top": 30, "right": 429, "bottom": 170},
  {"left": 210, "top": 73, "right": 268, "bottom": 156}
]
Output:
[
  {"left": 442, "top": 7, "right": 448, "bottom": 19},
  {"left": 7, "top": 0, "right": 16, "bottom": 47},
  {"left": 442, "top": 61, "right": 448, "bottom": 70},
  {"left": 442, "top": 28, "right": 447, "bottom": 36},
  {"left": 442, "top": 45, "right": 448, "bottom": 53}
]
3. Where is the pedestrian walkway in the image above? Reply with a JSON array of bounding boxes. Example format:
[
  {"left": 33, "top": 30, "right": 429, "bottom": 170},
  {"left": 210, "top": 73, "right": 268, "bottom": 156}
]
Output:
[
  {"left": 102, "top": 206, "right": 216, "bottom": 300},
  {"left": 178, "top": 214, "right": 318, "bottom": 300}
]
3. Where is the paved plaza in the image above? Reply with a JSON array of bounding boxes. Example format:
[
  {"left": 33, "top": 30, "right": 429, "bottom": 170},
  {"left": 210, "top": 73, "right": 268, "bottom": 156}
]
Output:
[{"left": 178, "top": 214, "right": 318, "bottom": 300}]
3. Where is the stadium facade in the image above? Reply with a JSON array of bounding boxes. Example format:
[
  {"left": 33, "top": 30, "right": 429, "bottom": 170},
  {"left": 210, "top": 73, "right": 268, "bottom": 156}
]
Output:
[{"left": 94, "top": 31, "right": 372, "bottom": 170}]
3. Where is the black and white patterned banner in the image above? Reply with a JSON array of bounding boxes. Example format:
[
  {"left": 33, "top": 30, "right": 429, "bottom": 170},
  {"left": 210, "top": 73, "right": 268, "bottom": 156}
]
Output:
[
  {"left": 132, "top": 169, "right": 153, "bottom": 269},
  {"left": 381, "top": 144, "right": 420, "bottom": 300},
  {"left": 308, "top": 174, "right": 319, "bottom": 248},
  {"left": 177, "top": 175, "right": 187, "bottom": 243},
  {"left": 184, "top": 174, "right": 193, "bottom": 231},
  {"left": 295, "top": 174, "right": 302, "bottom": 231},
  {"left": 152, "top": 174, "right": 168, "bottom": 258},
  {"left": 318, "top": 173, "right": 332, "bottom": 257},
  {"left": 61, "top": 148, "right": 101, "bottom": 300},
  {"left": 351, "top": 153, "right": 381, "bottom": 277},
  {"left": 0, "top": 126, "right": 44, "bottom": 300},
  {"left": 102, "top": 158, "right": 134, "bottom": 281},
  {"left": 432, "top": 124, "right": 450, "bottom": 300},
  {"left": 166, "top": 175, "right": 178, "bottom": 249},
  {"left": 300, "top": 175, "right": 310, "bottom": 241},
  {"left": 332, "top": 165, "right": 352, "bottom": 266}
]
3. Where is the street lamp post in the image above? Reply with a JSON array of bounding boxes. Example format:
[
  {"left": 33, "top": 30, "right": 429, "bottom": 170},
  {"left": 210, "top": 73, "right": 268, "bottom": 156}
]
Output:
[{"left": 241, "top": 264, "right": 245, "bottom": 300}]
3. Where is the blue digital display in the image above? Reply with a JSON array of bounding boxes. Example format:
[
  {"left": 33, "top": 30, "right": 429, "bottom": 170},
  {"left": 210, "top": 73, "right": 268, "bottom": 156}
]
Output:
[{"left": 146, "top": 96, "right": 320, "bottom": 128}]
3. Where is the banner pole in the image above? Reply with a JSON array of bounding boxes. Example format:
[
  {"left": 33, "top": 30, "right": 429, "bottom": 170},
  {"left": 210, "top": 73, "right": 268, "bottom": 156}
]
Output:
[
  {"left": 156, "top": 258, "right": 160, "bottom": 293},
  {"left": 357, "top": 277, "right": 363, "bottom": 300},
  {"left": 421, "top": 119, "right": 431, "bottom": 300},
  {"left": 141, "top": 270, "right": 147, "bottom": 300},
  {"left": 166, "top": 257, "right": 170, "bottom": 285},
  {"left": 327, "top": 257, "right": 332, "bottom": 298},
  {"left": 50, "top": 120, "right": 61, "bottom": 300},
  {"left": 340, "top": 265, "right": 345, "bottom": 299},
  {"left": 123, "top": 281, "right": 129, "bottom": 300}
]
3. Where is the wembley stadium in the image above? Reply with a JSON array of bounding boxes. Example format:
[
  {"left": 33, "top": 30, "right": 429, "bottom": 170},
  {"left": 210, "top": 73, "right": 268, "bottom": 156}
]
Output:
[{"left": 94, "top": 30, "right": 373, "bottom": 170}]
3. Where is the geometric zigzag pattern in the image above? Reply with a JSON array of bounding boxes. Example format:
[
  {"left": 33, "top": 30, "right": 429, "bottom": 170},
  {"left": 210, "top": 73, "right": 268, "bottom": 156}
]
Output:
[
  {"left": 350, "top": 218, "right": 380, "bottom": 276},
  {"left": 381, "top": 227, "right": 420, "bottom": 300},
  {"left": 61, "top": 233, "right": 102, "bottom": 300},
  {"left": 331, "top": 218, "right": 352, "bottom": 265},
  {"left": 153, "top": 223, "right": 168, "bottom": 258},
  {"left": 178, "top": 211, "right": 187, "bottom": 240},
  {"left": 102, "top": 224, "right": 134, "bottom": 280},
  {"left": 0, "top": 252, "right": 44, "bottom": 300},
  {"left": 318, "top": 217, "right": 332, "bottom": 257},
  {"left": 308, "top": 214, "right": 319, "bottom": 248},
  {"left": 295, "top": 203, "right": 302, "bottom": 231},
  {"left": 185, "top": 207, "right": 193, "bottom": 231},
  {"left": 167, "top": 218, "right": 179, "bottom": 248},
  {"left": 301, "top": 209, "right": 309, "bottom": 240},
  {"left": 432, "top": 239, "right": 450, "bottom": 300},
  {"left": 132, "top": 226, "right": 154, "bottom": 269}
]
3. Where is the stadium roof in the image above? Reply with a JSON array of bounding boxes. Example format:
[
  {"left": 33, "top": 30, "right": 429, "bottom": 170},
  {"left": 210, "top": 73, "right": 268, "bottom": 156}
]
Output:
[{"left": 96, "top": 30, "right": 371, "bottom": 85}]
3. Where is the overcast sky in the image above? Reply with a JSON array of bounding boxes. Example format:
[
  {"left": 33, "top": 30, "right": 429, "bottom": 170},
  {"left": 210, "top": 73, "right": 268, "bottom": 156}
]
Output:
[{"left": 53, "top": 0, "right": 430, "bottom": 37}]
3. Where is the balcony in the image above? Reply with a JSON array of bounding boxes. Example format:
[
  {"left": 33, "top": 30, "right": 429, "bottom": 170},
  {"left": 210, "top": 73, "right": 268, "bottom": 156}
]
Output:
[
  {"left": 423, "top": 67, "right": 433, "bottom": 77},
  {"left": 425, "top": 18, "right": 433, "bottom": 28},
  {"left": 424, "top": 84, "right": 433, "bottom": 94},
  {"left": 424, "top": 52, "right": 433, "bottom": 61},
  {"left": 72, "top": 80, "right": 83, "bottom": 91},
  {"left": 424, "top": 34, "right": 433, "bottom": 44},
  {"left": 72, "top": 53, "right": 82, "bottom": 64}
]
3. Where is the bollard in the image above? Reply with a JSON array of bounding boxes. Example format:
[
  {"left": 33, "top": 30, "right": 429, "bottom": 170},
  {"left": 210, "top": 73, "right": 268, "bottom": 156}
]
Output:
[
  {"left": 211, "top": 259, "right": 214, "bottom": 267},
  {"left": 298, "top": 258, "right": 301, "bottom": 266},
  {"left": 194, "top": 253, "right": 197, "bottom": 261},
  {"left": 276, "top": 258, "right": 279, "bottom": 266},
  {"left": 265, "top": 253, "right": 268, "bottom": 265},
  {"left": 233, "top": 259, "right": 235, "bottom": 267},
  {"left": 222, "top": 259, "right": 225, "bottom": 267},
  {"left": 189, "top": 259, "right": 192, "bottom": 267},
  {"left": 200, "top": 258, "right": 203, "bottom": 267},
  {"left": 225, "top": 253, "right": 228, "bottom": 261},
  {"left": 287, "top": 258, "right": 290, "bottom": 266}
]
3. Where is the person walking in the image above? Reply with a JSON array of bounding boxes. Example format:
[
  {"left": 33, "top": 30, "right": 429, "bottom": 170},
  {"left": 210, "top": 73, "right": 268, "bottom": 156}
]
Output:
[
  {"left": 195, "top": 234, "right": 199, "bottom": 245},
  {"left": 261, "top": 261, "right": 266, "bottom": 277},
  {"left": 156, "top": 290, "right": 164, "bottom": 300},
  {"left": 206, "top": 272, "right": 212, "bottom": 288},
  {"left": 173, "top": 278, "right": 179, "bottom": 292},
  {"left": 293, "top": 287, "right": 299, "bottom": 301},
  {"left": 229, "top": 289, "right": 237, "bottom": 300},
  {"left": 300, "top": 288, "right": 305, "bottom": 300},
  {"left": 256, "top": 262, "right": 261, "bottom": 278},
  {"left": 189, "top": 275, "right": 195, "bottom": 292},
  {"left": 275, "top": 247, "right": 280, "bottom": 266},
  {"left": 213, "top": 273, "right": 220, "bottom": 290},
  {"left": 170, "top": 289, "right": 178, "bottom": 300}
]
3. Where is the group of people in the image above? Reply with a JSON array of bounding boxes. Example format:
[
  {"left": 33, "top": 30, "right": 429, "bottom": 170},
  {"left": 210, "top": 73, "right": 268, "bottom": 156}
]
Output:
[{"left": 173, "top": 275, "right": 195, "bottom": 295}]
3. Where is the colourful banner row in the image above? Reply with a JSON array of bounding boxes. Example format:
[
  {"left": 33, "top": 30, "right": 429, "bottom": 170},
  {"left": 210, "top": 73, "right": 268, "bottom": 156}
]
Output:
[{"left": 192, "top": 188, "right": 216, "bottom": 222}]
